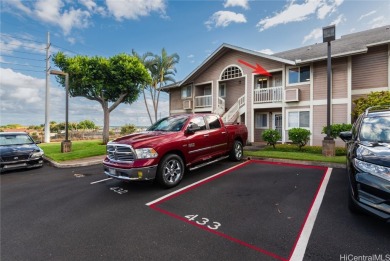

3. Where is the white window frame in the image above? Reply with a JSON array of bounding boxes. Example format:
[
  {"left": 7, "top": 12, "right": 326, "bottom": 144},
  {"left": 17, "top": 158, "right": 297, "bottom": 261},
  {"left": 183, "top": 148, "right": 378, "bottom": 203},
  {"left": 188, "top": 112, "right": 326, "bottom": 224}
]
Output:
[
  {"left": 286, "top": 109, "right": 310, "bottom": 130},
  {"left": 181, "top": 85, "right": 192, "bottom": 99},
  {"left": 286, "top": 65, "right": 311, "bottom": 86},
  {"left": 255, "top": 112, "right": 269, "bottom": 129}
]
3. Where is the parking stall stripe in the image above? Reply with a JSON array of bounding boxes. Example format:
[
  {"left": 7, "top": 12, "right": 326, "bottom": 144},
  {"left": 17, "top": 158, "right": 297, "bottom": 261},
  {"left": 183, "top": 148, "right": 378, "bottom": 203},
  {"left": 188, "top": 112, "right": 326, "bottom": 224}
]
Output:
[
  {"left": 150, "top": 204, "right": 288, "bottom": 261},
  {"left": 146, "top": 160, "right": 251, "bottom": 207},
  {"left": 90, "top": 177, "right": 112, "bottom": 184},
  {"left": 289, "top": 168, "right": 333, "bottom": 261}
]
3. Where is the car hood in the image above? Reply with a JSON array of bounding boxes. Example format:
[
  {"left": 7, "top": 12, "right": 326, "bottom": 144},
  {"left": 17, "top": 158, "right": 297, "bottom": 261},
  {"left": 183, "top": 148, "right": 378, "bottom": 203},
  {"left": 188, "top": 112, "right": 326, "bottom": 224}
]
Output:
[
  {"left": 109, "top": 131, "right": 179, "bottom": 149},
  {"left": 0, "top": 144, "right": 41, "bottom": 157},
  {"left": 358, "top": 142, "right": 390, "bottom": 168}
]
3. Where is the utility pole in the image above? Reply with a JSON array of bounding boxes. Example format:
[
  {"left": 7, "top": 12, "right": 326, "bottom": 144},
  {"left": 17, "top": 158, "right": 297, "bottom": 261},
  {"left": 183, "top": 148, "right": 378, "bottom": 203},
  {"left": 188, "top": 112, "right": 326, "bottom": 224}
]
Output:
[{"left": 44, "top": 32, "right": 51, "bottom": 143}]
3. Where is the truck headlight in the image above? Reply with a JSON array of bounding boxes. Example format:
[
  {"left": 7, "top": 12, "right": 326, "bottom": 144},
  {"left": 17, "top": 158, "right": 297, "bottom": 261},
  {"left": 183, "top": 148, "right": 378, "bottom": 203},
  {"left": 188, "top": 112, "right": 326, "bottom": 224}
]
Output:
[
  {"left": 354, "top": 159, "right": 390, "bottom": 182},
  {"left": 135, "top": 148, "right": 158, "bottom": 159}
]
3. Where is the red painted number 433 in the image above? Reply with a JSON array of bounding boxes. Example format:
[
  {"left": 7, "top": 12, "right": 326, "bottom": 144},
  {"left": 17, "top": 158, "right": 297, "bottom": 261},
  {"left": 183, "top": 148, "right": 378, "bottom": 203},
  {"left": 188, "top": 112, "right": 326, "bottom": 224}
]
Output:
[{"left": 185, "top": 214, "right": 221, "bottom": 230}]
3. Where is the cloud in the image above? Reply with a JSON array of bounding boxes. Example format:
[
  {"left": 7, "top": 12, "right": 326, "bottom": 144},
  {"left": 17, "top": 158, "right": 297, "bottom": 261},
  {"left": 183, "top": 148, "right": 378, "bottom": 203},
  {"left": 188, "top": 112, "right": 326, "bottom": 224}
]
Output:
[
  {"left": 257, "top": 49, "right": 274, "bottom": 55},
  {"left": 368, "top": 15, "right": 388, "bottom": 29},
  {"left": 302, "top": 14, "right": 345, "bottom": 44},
  {"left": 358, "top": 10, "right": 376, "bottom": 21},
  {"left": 256, "top": 0, "right": 344, "bottom": 31},
  {"left": 3, "top": 0, "right": 91, "bottom": 35},
  {"left": 205, "top": 11, "right": 247, "bottom": 30},
  {"left": 223, "top": 0, "right": 249, "bottom": 10},
  {"left": 105, "top": 0, "right": 167, "bottom": 21},
  {"left": 302, "top": 28, "right": 322, "bottom": 44},
  {"left": 187, "top": 54, "right": 194, "bottom": 59}
]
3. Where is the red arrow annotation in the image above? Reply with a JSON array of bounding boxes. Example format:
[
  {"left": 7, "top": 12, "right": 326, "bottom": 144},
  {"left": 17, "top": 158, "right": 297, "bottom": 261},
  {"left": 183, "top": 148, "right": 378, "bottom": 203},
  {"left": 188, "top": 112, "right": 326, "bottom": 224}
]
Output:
[{"left": 238, "top": 59, "right": 272, "bottom": 77}]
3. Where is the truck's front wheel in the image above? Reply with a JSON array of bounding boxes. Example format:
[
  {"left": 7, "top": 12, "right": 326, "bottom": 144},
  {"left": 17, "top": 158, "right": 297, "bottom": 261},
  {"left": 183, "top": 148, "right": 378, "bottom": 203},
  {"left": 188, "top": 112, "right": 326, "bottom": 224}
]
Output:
[{"left": 156, "top": 154, "right": 184, "bottom": 188}]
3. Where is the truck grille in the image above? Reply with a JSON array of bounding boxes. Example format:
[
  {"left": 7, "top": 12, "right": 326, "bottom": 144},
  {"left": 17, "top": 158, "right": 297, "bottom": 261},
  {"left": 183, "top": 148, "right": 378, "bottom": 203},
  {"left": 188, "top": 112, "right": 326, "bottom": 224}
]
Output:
[
  {"left": 107, "top": 144, "right": 135, "bottom": 162},
  {"left": 1, "top": 155, "right": 29, "bottom": 162}
]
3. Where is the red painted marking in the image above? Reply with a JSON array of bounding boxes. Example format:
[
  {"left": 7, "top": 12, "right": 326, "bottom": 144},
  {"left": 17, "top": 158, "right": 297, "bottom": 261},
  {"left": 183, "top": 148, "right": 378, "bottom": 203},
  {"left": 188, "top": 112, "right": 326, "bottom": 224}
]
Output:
[
  {"left": 238, "top": 59, "right": 272, "bottom": 76},
  {"left": 149, "top": 160, "right": 328, "bottom": 260}
]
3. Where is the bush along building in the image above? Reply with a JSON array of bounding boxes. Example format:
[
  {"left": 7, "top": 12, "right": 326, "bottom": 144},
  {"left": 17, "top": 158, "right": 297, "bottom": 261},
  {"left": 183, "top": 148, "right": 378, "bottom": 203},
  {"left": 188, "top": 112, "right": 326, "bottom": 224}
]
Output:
[{"left": 162, "top": 25, "right": 390, "bottom": 146}]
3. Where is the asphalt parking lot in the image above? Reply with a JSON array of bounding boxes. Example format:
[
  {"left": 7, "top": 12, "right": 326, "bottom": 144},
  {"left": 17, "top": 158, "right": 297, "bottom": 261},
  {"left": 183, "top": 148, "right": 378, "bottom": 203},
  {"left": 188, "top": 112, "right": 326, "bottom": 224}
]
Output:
[{"left": 1, "top": 160, "right": 389, "bottom": 261}]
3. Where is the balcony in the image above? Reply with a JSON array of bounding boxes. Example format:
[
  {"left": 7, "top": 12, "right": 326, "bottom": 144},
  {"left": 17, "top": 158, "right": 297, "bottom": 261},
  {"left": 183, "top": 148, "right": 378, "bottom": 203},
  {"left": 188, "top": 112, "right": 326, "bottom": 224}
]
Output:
[
  {"left": 254, "top": 86, "right": 283, "bottom": 103},
  {"left": 194, "top": 95, "right": 212, "bottom": 108}
]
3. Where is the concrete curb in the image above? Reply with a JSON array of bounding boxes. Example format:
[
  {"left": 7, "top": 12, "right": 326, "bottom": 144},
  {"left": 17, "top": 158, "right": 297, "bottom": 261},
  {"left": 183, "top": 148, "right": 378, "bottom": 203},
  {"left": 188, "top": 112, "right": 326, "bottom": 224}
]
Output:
[
  {"left": 246, "top": 156, "right": 346, "bottom": 169},
  {"left": 43, "top": 155, "right": 345, "bottom": 169},
  {"left": 43, "top": 155, "right": 105, "bottom": 168}
]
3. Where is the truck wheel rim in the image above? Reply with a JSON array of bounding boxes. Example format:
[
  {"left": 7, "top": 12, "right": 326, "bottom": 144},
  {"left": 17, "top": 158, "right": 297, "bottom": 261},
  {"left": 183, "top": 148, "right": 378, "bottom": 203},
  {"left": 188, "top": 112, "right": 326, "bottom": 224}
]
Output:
[
  {"left": 163, "top": 159, "right": 182, "bottom": 183},
  {"left": 235, "top": 143, "right": 242, "bottom": 159}
]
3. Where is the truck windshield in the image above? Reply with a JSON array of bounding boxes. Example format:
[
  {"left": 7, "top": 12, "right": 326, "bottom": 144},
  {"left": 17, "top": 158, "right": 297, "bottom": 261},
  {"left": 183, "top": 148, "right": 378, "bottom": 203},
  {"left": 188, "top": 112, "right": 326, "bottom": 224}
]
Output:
[
  {"left": 147, "top": 116, "right": 189, "bottom": 132},
  {"left": 359, "top": 116, "right": 390, "bottom": 142}
]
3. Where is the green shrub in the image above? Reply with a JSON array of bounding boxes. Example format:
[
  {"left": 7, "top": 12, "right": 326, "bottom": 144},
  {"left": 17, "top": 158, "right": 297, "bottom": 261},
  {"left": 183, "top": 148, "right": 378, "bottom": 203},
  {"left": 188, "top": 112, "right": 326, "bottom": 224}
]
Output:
[
  {"left": 262, "top": 129, "right": 281, "bottom": 149},
  {"left": 321, "top": 123, "right": 352, "bottom": 139},
  {"left": 288, "top": 128, "right": 311, "bottom": 150},
  {"left": 120, "top": 124, "right": 137, "bottom": 135}
]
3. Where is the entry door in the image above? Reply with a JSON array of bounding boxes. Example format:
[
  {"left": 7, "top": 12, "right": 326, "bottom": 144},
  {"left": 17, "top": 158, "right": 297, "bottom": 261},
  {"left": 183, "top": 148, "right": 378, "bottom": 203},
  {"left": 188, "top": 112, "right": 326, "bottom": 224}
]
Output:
[{"left": 274, "top": 114, "right": 283, "bottom": 141}]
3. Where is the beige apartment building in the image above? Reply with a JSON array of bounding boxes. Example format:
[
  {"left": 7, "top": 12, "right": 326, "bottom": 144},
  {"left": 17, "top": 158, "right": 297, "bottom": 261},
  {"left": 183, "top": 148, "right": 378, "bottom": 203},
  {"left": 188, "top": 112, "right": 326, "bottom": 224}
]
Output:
[{"left": 162, "top": 25, "right": 390, "bottom": 146}]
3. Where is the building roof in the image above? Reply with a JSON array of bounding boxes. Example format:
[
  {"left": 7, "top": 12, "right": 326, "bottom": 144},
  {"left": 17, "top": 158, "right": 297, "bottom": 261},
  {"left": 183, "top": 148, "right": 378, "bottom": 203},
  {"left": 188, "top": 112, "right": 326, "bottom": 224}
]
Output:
[
  {"left": 163, "top": 25, "right": 390, "bottom": 90},
  {"left": 272, "top": 25, "right": 390, "bottom": 64}
]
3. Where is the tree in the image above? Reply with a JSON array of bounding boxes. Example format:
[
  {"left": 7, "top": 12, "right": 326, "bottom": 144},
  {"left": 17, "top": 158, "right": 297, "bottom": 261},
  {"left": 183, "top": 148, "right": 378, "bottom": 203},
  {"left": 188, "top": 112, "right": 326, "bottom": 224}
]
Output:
[
  {"left": 133, "top": 48, "right": 179, "bottom": 124},
  {"left": 53, "top": 52, "right": 151, "bottom": 144},
  {"left": 77, "top": 120, "right": 96, "bottom": 130},
  {"left": 352, "top": 91, "right": 390, "bottom": 120}
]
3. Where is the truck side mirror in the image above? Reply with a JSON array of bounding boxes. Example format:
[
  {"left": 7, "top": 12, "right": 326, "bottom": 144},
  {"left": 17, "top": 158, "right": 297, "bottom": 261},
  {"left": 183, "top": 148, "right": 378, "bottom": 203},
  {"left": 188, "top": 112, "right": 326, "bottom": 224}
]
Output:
[{"left": 186, "top": 123, "right": 200, "bottom": 134}]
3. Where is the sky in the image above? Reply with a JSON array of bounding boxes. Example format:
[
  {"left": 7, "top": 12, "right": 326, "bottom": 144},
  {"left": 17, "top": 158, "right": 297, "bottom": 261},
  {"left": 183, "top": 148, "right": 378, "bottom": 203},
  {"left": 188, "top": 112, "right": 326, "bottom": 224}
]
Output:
[{"left": 1, "top": 0, "right": 389, "bottom": 128}]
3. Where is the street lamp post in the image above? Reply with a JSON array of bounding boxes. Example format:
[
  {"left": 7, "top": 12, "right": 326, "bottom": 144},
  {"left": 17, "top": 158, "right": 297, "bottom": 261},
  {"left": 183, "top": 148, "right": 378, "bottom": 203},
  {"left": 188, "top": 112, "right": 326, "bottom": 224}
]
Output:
[
  {"left": 50, "top": 70, "right": 72, "bottom": 153},
  {"left": 322, "top": 25, "right": 336, "bottom": 157}
]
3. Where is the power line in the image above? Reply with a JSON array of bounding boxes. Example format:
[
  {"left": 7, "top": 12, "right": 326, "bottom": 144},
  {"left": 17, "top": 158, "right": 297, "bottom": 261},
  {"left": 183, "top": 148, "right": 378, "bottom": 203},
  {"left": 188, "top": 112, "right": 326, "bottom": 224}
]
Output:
[
  {"left": 0, "top": 62, "right": 44, "bottom": 68},
  {"left": 0, "top": 54, "right": 45, "bottom": 61},
  {"left": 0, "top": 67, "right": 45, "bottom": 73},
  {"left": 0, "top": 48, "right": 44, "bottom": 56},
  {"left": 1, "top": 42, "right": 45, "bottom": 51},
  {"left": 51, "top": 44, "right": 80, "bottom": 55},
  {"left": 0, "top": 33, "right": 46, "bottom": 45}
]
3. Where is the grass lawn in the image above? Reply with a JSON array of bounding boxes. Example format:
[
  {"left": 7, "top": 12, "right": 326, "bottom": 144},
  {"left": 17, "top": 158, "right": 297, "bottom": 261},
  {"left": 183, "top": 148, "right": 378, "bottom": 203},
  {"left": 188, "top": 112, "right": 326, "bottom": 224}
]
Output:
[
  {"left": 39, "top": 140, "right": 106, "bottom": 162},
  {"left": 244, "top": 144, "right": 346, "bottom": 164}
]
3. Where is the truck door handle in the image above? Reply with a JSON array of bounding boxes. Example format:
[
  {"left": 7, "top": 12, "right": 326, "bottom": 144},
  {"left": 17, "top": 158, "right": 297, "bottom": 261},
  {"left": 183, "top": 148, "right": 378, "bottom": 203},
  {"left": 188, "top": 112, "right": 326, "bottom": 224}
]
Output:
[
  {"left": 221, "top": 132, "right": 226, "bottom": 134},
  {"left": 204, "top": 134, "right": 209, "bottom": 137}
]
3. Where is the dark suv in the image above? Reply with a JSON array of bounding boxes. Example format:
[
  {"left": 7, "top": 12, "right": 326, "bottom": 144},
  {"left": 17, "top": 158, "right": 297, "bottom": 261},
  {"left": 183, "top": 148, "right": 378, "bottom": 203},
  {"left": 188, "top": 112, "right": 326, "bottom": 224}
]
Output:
[{"left": 339, "top": 105, "right": 390, "bottom": 222}]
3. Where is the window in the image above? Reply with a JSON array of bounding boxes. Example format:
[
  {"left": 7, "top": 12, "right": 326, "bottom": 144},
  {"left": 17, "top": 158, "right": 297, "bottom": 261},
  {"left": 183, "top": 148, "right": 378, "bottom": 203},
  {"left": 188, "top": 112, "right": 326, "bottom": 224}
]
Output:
[
  {"left": 189, "top": 116, "right": 207, "bottom": 131},
  {"left": 255, "top": 113, "right": 268, "bottom": 129},
  {"left": 181, "top": 85, "right": 192, "bottom": 98},
  {"left": 287, "top": 111, "right": 310, "bottom": 128},
  {"left": 221, "top": 66, "right": 242, "bottom": 80},
  {"left": 204, "top": 86, "right": 211, "bottom": 95},
  {"left": 255, "top": 76, "right": 268, "bottom": 89},
  {"left": 206, "top": 115, "right": 221, "bottom": 129},
  {"left": 288, "top": 66, "right": 310, "bottom": 84},
  {"left": 219, "top": 84, "right": 226, "bottom": 97}
]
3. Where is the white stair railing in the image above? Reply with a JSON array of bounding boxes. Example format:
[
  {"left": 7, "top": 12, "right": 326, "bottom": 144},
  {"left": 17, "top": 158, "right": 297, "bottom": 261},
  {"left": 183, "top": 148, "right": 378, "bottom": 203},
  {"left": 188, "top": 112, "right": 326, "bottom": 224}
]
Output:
[
  {"left": 214, "top": 97, "right": 225, "bottom": 115},
  {"left": 222, "top": 95, "right": 245, "bottom": 123}
]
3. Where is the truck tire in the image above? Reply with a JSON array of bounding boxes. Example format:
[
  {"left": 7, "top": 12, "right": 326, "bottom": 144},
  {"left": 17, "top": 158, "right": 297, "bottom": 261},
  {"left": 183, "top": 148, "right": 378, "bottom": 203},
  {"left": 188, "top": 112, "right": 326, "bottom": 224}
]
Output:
[
  {"left": 229, "top": 140, "right": 243, "bottom": 161},
  {"left": 156, "top": 154, "right": 185, "bottom": 188}
]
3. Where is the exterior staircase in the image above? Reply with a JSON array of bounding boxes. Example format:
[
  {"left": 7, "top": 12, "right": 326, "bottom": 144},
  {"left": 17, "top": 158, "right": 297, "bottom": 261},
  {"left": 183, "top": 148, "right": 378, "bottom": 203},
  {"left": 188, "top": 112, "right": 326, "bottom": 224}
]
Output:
[{"left": 214, "top": 95, "right": 245, "bottom": 123}]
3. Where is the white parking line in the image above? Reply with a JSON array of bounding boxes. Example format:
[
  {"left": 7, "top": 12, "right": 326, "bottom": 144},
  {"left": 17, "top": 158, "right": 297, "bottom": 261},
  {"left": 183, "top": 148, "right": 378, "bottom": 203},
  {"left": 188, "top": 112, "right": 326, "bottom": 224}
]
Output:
[
  {"left": 90, "top": 177, "right": 112, "bottom": 184},
  {"left": 289, "top": 168, "right": 333, "bottom": 261}
]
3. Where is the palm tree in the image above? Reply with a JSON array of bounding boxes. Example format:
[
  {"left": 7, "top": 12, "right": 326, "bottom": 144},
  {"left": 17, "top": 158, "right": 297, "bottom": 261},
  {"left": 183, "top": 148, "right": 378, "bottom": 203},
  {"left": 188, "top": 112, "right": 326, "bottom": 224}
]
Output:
[
  {"left": 132, "top": 50, "right": 155, "bottom": 125},
  {"left": 133, "top": 48, "right": 180, "bottom": 124},
  {"left": 151, "top": 48, "right": 180, "bottom": 122}
]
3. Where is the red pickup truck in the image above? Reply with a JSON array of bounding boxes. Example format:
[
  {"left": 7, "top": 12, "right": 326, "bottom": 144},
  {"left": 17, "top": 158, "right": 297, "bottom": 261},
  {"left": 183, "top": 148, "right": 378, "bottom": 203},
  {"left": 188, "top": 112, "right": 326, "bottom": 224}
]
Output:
[{"left": 103, "top": 114, "right": 248, "bottom": 188}]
